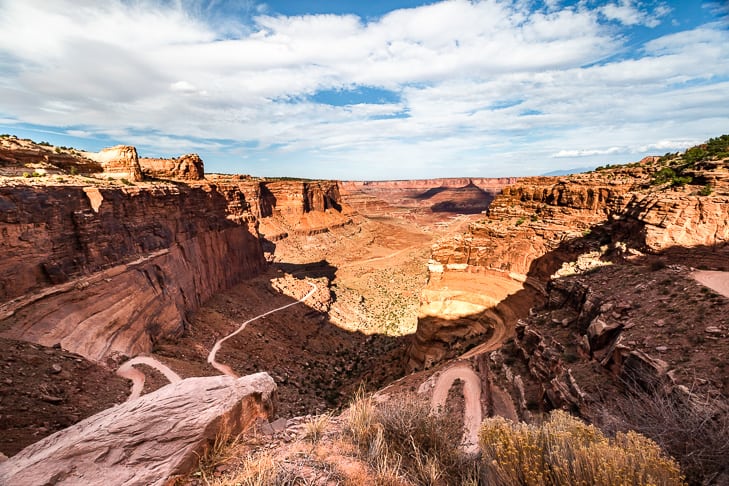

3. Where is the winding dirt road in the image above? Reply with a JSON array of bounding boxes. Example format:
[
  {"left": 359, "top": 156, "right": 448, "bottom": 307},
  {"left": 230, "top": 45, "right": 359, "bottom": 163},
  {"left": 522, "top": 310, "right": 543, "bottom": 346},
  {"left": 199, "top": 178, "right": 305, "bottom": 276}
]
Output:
[
  {"left": 116, "top": 282, "right": 317, "bottom": 400},
  {"left": 207, "top": 282, "right": 317, "bottom": 377},
  {"left": 116, "top": 356, "right": 182, "bottom": 401},
  {"left": 430, "top": 363, "right": 482, "bottom": 454}
]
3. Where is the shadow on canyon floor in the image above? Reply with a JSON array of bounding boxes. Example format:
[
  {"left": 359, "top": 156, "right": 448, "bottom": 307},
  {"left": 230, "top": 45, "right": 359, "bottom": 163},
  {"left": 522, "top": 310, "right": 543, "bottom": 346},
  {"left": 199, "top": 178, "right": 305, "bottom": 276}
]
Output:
[{"left": 153, "top": 259, "right": 411, "bottom": 417}]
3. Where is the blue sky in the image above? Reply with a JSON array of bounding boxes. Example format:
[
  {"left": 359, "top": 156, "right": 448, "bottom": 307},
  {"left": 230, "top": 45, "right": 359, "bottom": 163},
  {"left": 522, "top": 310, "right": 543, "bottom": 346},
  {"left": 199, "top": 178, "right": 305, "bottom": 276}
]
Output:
[{"left": 0, "top": 0, "right": 727, "bottom": 179}]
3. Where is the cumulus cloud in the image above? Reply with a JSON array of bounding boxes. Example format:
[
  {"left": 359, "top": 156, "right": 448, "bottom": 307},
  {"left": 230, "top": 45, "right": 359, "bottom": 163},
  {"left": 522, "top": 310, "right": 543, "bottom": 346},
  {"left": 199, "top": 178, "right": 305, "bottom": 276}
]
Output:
[{"left": 0, "top": 0, "right": 726, "bottom": 178}]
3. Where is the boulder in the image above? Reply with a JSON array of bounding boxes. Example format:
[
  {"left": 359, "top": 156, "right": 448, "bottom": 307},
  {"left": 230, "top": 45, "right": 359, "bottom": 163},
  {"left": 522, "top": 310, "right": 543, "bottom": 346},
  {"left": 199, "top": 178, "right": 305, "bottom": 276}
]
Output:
[{"left": 0, "top": 373, "right": 276, "bottom": 486}]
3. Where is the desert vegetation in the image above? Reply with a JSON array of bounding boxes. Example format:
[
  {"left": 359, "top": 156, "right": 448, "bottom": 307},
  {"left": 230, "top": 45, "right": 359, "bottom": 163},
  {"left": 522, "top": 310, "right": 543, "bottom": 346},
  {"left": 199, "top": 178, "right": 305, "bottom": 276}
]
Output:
[{"left": 190, "top": 393, "right": 688, "bottom": 486}]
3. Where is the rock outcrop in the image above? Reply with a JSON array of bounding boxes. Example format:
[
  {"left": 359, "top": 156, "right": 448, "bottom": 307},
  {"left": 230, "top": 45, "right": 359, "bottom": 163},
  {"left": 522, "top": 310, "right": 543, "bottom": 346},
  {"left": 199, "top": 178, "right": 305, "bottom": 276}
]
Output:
[
  {"left": 86, "top": 145, "right": 144, "bottom": 182},
  {"left": 257, "top": 180, "right": 353, "bottom": 241},
  {"left": 409, "top": 155, "right": 729, "bottom": 371},
  {"left": 0, "top": 136, "right": 102, "bottom": 175},
  {"left": 0, "top": 373, "right": 276, "bottom": 486},
  {"left": 139, "top": 153, "right": 205, "bottom": 180}
]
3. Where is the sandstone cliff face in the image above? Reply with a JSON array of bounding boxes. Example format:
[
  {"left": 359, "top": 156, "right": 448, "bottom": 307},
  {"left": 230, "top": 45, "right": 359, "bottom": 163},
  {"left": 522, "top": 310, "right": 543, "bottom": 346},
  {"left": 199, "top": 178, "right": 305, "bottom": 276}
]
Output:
[
  {"left": 139, "top": 153, "right": 205, "bottom": 180},
  {"left": 0, "top": 183, "right": 266, "bottom": 360},
  {"left": 87, "top": 145, "right": 144, "bottom": 182},
  {"left": 620, "top": 193, "right": 729, "bottom": 252},
  {"left": 0, "top": 174, "right": 355, "bottom": 362},
  {"left": 257, "top": 180, "right": 353, "bottom": 241}
]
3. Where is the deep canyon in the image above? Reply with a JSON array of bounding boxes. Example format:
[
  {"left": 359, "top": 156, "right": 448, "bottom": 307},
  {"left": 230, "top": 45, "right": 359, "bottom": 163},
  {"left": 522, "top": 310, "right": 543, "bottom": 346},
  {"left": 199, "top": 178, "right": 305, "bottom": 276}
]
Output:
[{"left": 1, "top": 135, "right": 728, "bottom": 484}]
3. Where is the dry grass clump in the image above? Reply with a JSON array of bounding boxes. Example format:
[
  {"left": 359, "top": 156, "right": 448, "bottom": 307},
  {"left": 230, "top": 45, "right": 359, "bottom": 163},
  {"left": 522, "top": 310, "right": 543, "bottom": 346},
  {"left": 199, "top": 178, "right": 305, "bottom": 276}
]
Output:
[
  {"left": 345, "top": 391, "right": 480, "bottom": 485},
  {"left": 597, "top": 381, "right": 729, "bottom": 485},
  {"left": 479, "top": 410, "right": 685, "bottom": 486}
]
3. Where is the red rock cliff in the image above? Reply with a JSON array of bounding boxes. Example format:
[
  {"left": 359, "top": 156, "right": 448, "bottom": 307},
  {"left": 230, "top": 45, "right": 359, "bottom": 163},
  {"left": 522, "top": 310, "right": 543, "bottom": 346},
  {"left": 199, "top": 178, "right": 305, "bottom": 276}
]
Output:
[{"left": 0, "top": 182, "right": 266, "bottom": 360}]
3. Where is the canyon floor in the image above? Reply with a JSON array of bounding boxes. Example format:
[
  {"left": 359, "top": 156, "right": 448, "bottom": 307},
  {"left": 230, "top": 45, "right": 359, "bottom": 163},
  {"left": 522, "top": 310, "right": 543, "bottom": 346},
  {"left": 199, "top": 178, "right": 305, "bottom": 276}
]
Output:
[{"left": 0, "top": 197, "right": 484, "bottom": 455}]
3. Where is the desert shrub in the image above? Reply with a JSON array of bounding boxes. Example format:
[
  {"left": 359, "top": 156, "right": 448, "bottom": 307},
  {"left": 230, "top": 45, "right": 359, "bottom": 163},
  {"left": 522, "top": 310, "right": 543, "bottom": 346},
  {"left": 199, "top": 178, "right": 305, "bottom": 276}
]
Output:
[
  {"left": 479, "top": 410, "right": 684, "bottom": 486},
  {"left": 203, "top": 451, "right": 310, "bottom": 486},
  {"left": 515, "top": 217, "right": 525, "bottom": 226},
  {"left": 651, "top": 167, "right": 692, "bottom": 187},
  {"left": 705, "top": 134, "right": 729, "bottom": 159},
  {"left": 698, "top": 184, "right": 713, "bottom": 196},
  {"left": 596, "top": 380, "right": 729, "bottom": 485},
  {"left": 303, "top": 413, "right": 331, "bottom": 444},
  {"left": 345, "top": 392, "right": 478, "bottom": 485}
]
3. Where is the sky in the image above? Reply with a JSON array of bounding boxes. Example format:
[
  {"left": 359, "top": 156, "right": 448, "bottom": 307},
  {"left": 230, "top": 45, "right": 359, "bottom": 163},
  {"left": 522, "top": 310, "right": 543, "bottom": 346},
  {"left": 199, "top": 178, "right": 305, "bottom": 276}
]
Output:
[{"left": 0, "top": 0, "right": 727, "bottom": 179}]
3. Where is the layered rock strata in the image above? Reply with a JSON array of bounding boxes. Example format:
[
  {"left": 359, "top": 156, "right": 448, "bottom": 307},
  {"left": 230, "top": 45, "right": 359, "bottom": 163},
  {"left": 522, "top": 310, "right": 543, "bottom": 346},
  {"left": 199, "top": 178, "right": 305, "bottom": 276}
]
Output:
[
  {"left": 410, "top": 157, "right": 729, "bottom": 371},
  {"left": 139, "top": 153, "right": 205, "bottom": 180},
  {"left": 86, "top": 145, "right": 144, "bottom": 182},
  {"left": 340, "top": 178, "right": 516, "bottom": 214},
  {"left": 258, "top": 180, "right": 353, "bottom": 241},
  {"left": 0, "top": 176, "right": 353, "bottom": 362},
  {"left": 0, "top": 183, "right": 265, "bottom": 360},
  {"left": 0, "top": 373, "right": 276, "bottom": 486},
  {"left": 0, "top": 137, "right": 102, "bottom": 175}
]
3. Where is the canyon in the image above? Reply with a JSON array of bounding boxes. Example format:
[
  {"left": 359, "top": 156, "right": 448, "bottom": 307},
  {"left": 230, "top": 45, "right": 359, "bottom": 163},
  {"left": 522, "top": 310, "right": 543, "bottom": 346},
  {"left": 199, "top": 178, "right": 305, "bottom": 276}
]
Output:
[{"left": 1, "top": 134, "right": 728, "bottom": 484}]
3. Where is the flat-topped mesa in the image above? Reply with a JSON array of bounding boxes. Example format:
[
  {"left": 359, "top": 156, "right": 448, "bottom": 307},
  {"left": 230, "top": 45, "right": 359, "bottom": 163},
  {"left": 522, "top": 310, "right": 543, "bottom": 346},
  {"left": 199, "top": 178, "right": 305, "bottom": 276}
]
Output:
[
  {"left": 340, "top": 177, "right": 517, "bottom": 215},
  {"left": 86, "top": 145, "right": 144, "bottom": 182},
  {"left": 139, "top": 153, "right": 205, "bottom": 180}
]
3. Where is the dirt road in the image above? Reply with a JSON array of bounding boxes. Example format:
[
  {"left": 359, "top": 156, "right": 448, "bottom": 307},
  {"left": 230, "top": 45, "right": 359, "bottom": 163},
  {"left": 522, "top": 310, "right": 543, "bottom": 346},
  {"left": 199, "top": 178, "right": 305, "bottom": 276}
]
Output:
[
  {"left": 430, "top": 363, "right": 482, "bottom": 454},
  {"left": 116, "top": 356, "right": 182, "bottom": 401},
  {"left": 117, "top": 282, "right": 318, "bottom": 399},
  {"left": 692, "top": 270, "right": 729, "bottom": 299}
]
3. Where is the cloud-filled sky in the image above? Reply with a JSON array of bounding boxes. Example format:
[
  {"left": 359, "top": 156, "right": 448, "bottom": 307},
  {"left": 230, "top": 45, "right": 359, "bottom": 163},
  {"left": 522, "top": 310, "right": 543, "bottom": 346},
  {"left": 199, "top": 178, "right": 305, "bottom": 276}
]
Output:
[{"left": 0, "top": 0, "right": 727, "bottom": 179}]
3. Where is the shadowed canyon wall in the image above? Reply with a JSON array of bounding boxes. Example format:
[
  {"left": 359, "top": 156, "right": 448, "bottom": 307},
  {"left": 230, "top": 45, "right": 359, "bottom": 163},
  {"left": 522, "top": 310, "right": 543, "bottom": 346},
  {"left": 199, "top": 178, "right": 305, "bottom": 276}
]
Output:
[{"left": 0, "top": 179, "right": 348, "bottom": 361}]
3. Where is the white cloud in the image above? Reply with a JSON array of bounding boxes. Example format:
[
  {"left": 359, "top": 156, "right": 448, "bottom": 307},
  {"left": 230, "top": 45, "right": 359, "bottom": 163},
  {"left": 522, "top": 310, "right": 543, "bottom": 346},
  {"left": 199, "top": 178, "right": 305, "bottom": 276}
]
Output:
[
  {"left": 553, "top": 147, "right": 624, "bottom": 158},
  {"left": 0, "top": 0, "right": 726, "bottom": 178},
  {"left": 598, "top": 0, "right": 670, "bottom": 27}
]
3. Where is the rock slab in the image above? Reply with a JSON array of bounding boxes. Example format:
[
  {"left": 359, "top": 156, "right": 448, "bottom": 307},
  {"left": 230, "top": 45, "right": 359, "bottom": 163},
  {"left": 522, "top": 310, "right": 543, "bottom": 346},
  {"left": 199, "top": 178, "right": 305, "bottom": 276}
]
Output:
[{"left": 0, "top": 373, "right": 276, "bottom": 486}]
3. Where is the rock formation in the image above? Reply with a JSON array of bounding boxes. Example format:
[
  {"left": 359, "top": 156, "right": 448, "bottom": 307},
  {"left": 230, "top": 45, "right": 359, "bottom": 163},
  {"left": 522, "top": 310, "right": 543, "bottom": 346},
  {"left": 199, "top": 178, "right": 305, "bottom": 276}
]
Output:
[
  {"left": 139, "top": 153, "right": 205, "bottom": 180},
  {"left": 409, "top": 156, "right": 729, "bottom": 371},
  {"left": 0, "top": 373, "right": 276, "bottom": 486},
  {"left": 257, "top": 180, "right": 353, "bottom": 241},
  {"left": 341, "top": 177, "right": 515, "bottom": 215},
  {"left": 86, "top": 145, "right": 144, "bottom": 182},
  {"left": 0, "top": 170, "right": 353, "bottom": 362},
  {"left": 0, "top": 136, "right": 102, "bottom": 175}
]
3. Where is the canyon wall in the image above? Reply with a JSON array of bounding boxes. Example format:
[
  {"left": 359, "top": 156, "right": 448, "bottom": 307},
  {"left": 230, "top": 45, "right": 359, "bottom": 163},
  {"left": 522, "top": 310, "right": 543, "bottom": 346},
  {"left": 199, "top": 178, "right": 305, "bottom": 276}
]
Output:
[
  {"left": 0, "top": 183, "right": 265, "bottom": 360},
  {"left": 0, "top": 177, "right": 350, "bottom": 362},
  {"left": 409, "top": 157, "right": 729, "bottom": 384},
  {"left": 257, "top": 180, "right": 353, "bottom": 241}
]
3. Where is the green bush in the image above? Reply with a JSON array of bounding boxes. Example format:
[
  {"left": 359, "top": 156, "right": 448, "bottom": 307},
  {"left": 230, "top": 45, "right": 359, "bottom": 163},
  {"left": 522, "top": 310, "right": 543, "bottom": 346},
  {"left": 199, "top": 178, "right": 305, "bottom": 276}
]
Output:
[
  {"left": 479, "top": 410, "right": 685, "bottom": 486},
  {"left": 651, "top": 167, "right": 692, "bottom": 187},
  {"left": 698, "top": 184, "right": 713, "bottom": 196}
]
